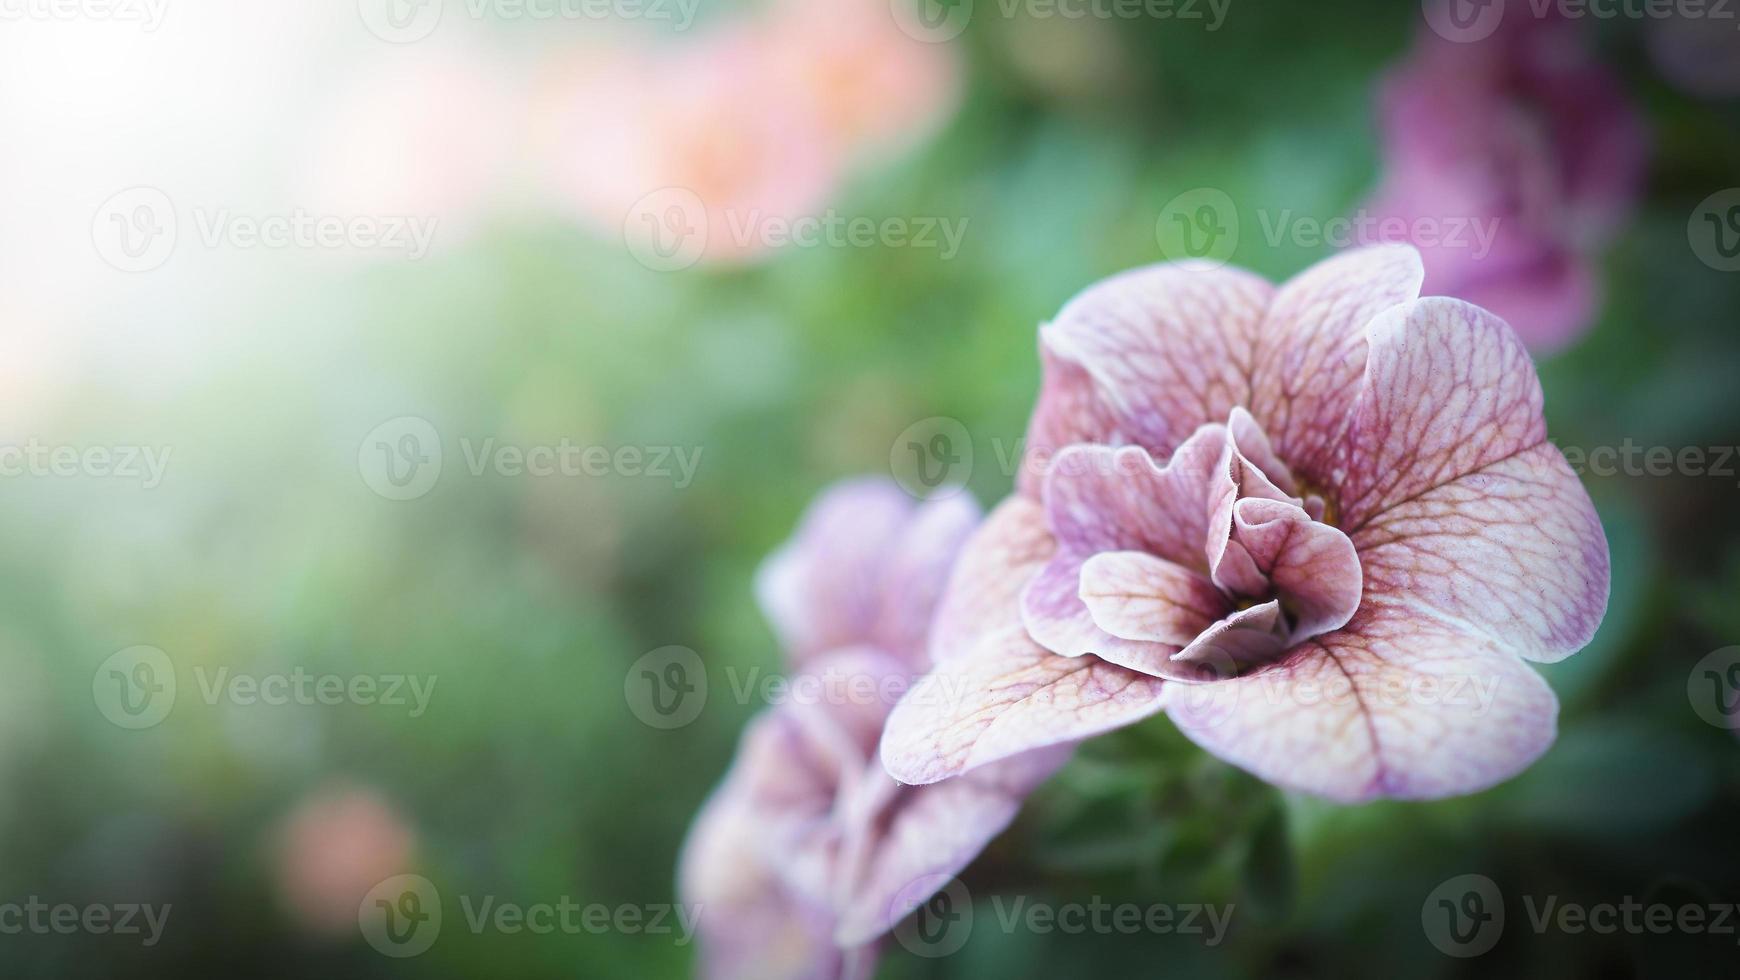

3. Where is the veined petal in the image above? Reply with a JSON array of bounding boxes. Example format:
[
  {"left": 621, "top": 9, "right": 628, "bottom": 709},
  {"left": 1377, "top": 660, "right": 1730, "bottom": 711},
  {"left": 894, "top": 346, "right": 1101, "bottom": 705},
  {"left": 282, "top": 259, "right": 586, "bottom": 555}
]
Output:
[
  {"left": 1078, "top": 551, "right": 1225, "bottom": 646},
  {"left": 1165, "top": 601, "right": 1559, "bottom": 802},
  {"left": 928, "top": 497, "right": 1056, "bottom": 663},
  {"left": 1043, "top": 429, "right": 1227, "bottom": 572},
  {"left": 880, "top": 628, "right": 1167, "bottom": 785},
  {"left": 1247, "top": 244, "right": 1425, "bottom": 483},
  {"left": 1019, "top": 554, "right": 1206, "bottom": 680},
  {"left": 1353, "top": 442, "right": 1608, "bottom": 663},
  {"left": 1336, "top": 296, "right": 1547, "bottom": 531},
  {"left": 1231, "top": 497, "right": 1362, "bottom": 641},
  {"left": 1034, "top": 263, "right": 1275, "bottom": 462}
]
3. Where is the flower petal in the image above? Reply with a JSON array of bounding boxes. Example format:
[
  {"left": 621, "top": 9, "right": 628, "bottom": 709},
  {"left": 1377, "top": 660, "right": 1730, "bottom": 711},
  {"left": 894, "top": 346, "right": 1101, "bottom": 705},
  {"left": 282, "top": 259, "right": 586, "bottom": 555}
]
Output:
[
  {"left": 1033, "top": 263, "right": 1274, "bottom": 462},
  {"left": 756, "top": 479, "right": 917, "bottom": 665},
  {"left": 873, "top": 493, "right": 983, "bottom": 668},
  {"left": 1078, "top": 551, "right": 1225, "bottom": 646},
  {"left": 1353, "top": 442, "right": 1608, "bottom": 663},
  {"left": 880, "top": 628, "right": 1166, "bottom": 784},
  {"left": 1247, "top": 244, "right": 1424, "bottom": 482},
  {"left": 928, "top": 497, "right": 1056, "bottom": 663},
  {"left": 1043, "top": 431, "right": 1227, "bottom": 573},
  {"left": 833, "top": 747, "right": 1071, "bottom": 946},
  {"left": 1335, "top": 296, "right": 1547, "bottom": 531},
  {"left": 1230, "top": 497, "right": 1362, "bottom": 641},
  {"left": 1164, "top": 601, "right": 1559, "bottom": 802},
  {"left": 1019, "top": 553, "right": 1208, "bottom": 680}
]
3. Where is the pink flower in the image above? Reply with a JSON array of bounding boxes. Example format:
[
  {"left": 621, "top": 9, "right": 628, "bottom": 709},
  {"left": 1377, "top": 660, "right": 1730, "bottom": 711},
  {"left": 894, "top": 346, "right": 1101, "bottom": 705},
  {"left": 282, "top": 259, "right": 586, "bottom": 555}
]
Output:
[
  {"left": 758, "top": 0, "right": 963, "bottom": 162},
  {"left": 541, "top": 29, "right": 842, "bottom": 268},
  {"left": 274, "top": 783, "right": 417, "bottom": 936},
  {"left": 879, "top": 246, "right": 1610, "bottom": 803},
  {"left": 1360, "top": 0, "right": 1647, "bottom": 352},
  {"left": 680, "top": 481, "right": 1067, "bottom": 979}
]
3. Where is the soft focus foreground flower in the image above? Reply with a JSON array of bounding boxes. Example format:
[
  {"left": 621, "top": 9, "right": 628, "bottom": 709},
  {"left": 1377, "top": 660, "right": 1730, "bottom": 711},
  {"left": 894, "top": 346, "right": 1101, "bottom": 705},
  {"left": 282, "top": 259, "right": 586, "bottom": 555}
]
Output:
[
  {"left": 879, "top": 245, "right": 1609, "bottom": 803},
  {"left": 274, "top": 783, "right": 417, "bottom": 936},
  {"left": 680, "top": 481, "right": 1068, "bottom": 979},
  {"left": 1360, "top": 1, "right": 1646, "bottom": 352}
]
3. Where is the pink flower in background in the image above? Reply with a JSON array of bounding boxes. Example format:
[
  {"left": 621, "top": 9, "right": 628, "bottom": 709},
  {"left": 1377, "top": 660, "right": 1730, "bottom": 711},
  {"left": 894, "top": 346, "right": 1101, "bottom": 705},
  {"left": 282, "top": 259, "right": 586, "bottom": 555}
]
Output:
[
  {"left": 1360, "top": 1, "right": 1647, "bottom": 352},
  {"left": 543, "top": 0, "right": 961, "bottom": 268},
  {"left": 680, "top": 481, "right": 1068, "bottom": 979},
  {"left": 760, "top": 0, "right": 963, "bottom": 162},
  {"left": 879, "top": 246, "right": 1610, "bottom": 803},
  {"left": 543, "top": 28, "right": 841, "bottom": 268},
  {"left": 275, "top": 783, "right": 417, "bottom": 936}
]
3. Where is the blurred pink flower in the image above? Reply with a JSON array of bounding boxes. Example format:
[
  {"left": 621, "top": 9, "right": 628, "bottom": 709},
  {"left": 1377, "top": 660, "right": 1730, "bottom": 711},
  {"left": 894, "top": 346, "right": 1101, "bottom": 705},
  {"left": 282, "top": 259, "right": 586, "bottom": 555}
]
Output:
[
  {"left": 299, "top": 42, "right": 522, "bottom": 255},
  {"left": 879, "top": 247, "right": 1610, "bottom": 803},
  {"left": 275, "top": 783, "right": 417, "bottom": 936},
  {"left": 543, "top": 0, "right": 960, "bottom": 268},
  {"left": 1360, "top": 1, "right": 1647, "bottom": 351},
  {"left": 760, "top": 0, "right": 963, "bottom": 162},
  {"left": 680, "top": 481, "right": 1067, "bottom": 979},
  {"left": 542, "top": 30, "right": 842, "bottom": 268}
]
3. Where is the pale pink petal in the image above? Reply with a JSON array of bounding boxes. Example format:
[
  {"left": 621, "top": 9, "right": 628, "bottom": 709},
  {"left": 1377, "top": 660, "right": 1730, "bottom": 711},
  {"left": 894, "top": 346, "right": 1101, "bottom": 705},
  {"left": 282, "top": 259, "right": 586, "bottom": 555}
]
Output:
[
  {"left": 1335, "top": 297, "right": 1547, "bottom": 531},
  {"left": 872, "top": 493, "right": 983, "bottom": 668},
  {"left": 833, "top": 746, "right": 1071, "bottom": 946},
  {"left": 1033, "top": 264, "right": 1275, "bottom": 461},
  {"left": 1019, "top": 346, "right": 1132, "bottom": 498},
  {"left": 880, "top": 628, "right": 1167, "bottom": 784},
  {"left": 1043, "top": 432, "right": 1226, "bottom": 571},
  {"left": 756, "top": 479, "right": 916, "bottom": 665},
  {"left": 1246, "top": 244, "right": 1425, "bottom": 481},
  {"left": 928, "top": 497, "right": 1056, "bottom": 663},
  {"left": 1353, "top": 442, "right": 1608, "bottom": 663},
  {"left": 1229, "top": 498, "right": 1362, "bottom": 640},
  {"left": 679, "top": 766, "right": 845, "bottom": 980},
  {"left": 1078, "top": 551, "right": 1225, "bottom": 646},
  {"left": 1019, "top": 554, "right": 1206, "bottom": 680},
  {"left": 1165, "top": 601, "right": 1559, "bottom": 802},
  {"left": 1171, "top": 601, "right": 1290, "bottom": 674}
]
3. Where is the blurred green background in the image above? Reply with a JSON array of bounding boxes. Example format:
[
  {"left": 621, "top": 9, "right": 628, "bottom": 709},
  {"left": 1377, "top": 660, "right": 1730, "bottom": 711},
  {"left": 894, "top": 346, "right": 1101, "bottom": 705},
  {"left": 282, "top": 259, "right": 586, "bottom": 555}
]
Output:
[{"left": 1, "top": 0, "right": 1737, "bottom": 977}]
